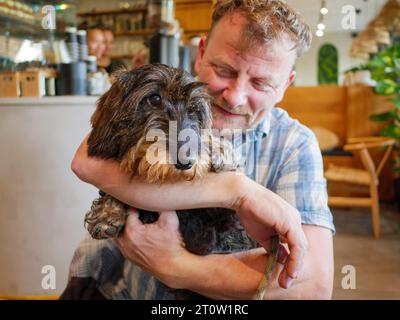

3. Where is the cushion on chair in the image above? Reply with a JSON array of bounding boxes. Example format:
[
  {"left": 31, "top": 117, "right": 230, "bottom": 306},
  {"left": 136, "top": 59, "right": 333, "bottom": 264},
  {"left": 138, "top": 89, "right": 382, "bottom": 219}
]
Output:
[
  {"left": 311, "top": 126, "right": 340, "bottom": 152},
  {"left": 325, "top": 164, "right": 371, "bottom": 185}
]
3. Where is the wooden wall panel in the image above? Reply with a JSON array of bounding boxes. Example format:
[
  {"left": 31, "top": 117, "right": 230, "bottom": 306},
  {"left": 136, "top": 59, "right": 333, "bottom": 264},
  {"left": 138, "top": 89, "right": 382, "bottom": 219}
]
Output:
[
  {"left": 346, "top": 85, "right": 392, "bottom": 139},
  {"left": 280, "top": 85, "right": 393, "bottom": 146},
  {"left": 279, "top": 86, "right": 347, "bottom": 145},
  {"left": 175, "top": 0, "right": 213, "bottom": 41},
  {"left": 280, "top": 85, "right": 395, "bottom": 201}
]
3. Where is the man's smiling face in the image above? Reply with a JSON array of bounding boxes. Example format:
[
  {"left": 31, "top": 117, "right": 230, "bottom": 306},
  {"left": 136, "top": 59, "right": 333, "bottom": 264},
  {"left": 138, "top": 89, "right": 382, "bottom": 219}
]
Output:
[{"left": 194, "top": 12, "right": 297, "bottom": 130}]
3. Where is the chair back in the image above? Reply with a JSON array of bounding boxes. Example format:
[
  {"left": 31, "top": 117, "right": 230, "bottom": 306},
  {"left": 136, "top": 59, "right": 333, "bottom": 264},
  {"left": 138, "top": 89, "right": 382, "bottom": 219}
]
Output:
[{"left": 344, "top": 137, "right": 395, "bottom": 182}]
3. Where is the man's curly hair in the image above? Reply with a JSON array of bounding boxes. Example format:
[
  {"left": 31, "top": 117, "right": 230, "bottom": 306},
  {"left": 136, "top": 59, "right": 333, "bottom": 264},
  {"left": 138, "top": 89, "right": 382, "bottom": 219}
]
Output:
[{"left": 209, "top": 0, "right": 312, "bottom": 58}]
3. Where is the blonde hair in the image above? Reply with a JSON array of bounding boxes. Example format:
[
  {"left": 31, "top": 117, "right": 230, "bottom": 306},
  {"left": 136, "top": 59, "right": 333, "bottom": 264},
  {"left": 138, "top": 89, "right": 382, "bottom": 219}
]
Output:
[{"left": 210, "top": 0, "right": 312, "bottom": 57}]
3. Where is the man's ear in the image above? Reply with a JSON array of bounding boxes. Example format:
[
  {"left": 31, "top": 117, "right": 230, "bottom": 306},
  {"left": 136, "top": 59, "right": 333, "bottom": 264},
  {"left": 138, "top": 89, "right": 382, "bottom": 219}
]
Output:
[
  {"left": 275, "top": 70, "right": 296, "bottom": 104},
  {"left": 194, "top": 37, "right": 207, "bottom": 75},
  {"left": 285, "top": 70, "right": 296, "bottom": 90}
]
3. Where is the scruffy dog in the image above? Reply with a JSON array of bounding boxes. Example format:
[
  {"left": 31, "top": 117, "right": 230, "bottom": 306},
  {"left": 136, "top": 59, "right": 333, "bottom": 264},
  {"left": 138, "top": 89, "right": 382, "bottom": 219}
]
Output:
[{"left": 84, "top": 63, "right": 258, "bottom": 256}]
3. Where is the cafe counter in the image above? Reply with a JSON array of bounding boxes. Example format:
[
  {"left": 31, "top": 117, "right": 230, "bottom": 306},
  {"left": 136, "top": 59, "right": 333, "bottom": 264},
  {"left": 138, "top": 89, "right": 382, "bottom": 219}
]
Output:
[{"left": 0, "top": 96, "right": 99, "bottom": 296}]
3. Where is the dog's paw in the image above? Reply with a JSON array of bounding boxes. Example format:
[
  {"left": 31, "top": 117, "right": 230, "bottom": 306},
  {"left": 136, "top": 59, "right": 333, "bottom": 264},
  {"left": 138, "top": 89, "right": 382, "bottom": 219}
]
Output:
[
  {"left": 87, "top": 219, "right": 123, "bottom": 239},
  {"left": 84, "top": 195, "right": 128, "bottom": 239}
]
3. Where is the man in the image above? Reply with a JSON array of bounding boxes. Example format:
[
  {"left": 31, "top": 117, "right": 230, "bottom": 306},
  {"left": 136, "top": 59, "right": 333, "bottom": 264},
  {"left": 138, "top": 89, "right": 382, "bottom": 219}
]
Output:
[
  {"left": 87, "top": 26, "right": 105, "bottom": 62},
  {"left": 65, "top": 0, "right": 334, "bottom": 300}
]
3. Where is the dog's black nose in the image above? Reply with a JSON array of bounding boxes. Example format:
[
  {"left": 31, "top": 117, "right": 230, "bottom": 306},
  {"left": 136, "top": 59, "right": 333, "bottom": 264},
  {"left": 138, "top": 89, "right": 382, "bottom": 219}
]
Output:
[
  {"left": 175, "top": 156, "right": 195, "bottom": 170},
  {"left": 175, "top": 161, "right": 192, "bottom": 170}
]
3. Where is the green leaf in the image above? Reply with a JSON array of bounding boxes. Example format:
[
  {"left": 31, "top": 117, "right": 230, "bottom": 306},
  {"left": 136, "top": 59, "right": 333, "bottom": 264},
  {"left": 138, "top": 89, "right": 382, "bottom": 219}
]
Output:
[
  {"left": 375, "top": 79, "right": 398, "bottom": 95},
  {"left": 393, "top": 97, "right": 400, "bottom": 109},
  {"left": 393, "top": 167, "right": 400, "bottom": 174},
  {"left": 369, "top": 111, "right": 396, "bottom": 122},
  {"left": 380, "top": 124, "right": 400, "bottom": 139},
  {"left": 394, "top": 58, "right": 400, "bottom": 69},
  {"left": 382, "top": 56, "right": 393, "bottom": 66}
]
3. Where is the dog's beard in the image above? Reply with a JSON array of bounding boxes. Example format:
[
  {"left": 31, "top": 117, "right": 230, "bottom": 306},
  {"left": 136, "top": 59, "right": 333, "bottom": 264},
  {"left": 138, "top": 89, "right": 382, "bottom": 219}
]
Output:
[{"left": 120, "top": 137, "right": 211, "bottom": 184}]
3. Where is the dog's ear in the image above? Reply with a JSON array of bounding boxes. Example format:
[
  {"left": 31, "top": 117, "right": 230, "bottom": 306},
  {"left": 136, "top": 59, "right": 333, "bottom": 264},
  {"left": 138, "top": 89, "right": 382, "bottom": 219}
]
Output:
[
  {"left": 87, "top": 83, "right": 126, "bottom": 159},
  {"left": 88, "top": 67, "right": 150, "bottom": 160},
  {"left": 113, "top": 67, "right": 143, "bottom": 97},
  {"left": 184, "top": 81, "right": 209, "bottom": 100},
  {"left": 184, "top": 81, "right": 213, "bottom": 128}
]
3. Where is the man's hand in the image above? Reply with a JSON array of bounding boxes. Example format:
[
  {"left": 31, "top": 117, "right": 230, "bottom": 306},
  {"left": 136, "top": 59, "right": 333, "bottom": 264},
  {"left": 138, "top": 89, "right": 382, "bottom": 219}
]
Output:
[
  {"left": 232, "top": 177, "right": 308, "bottom": 289},
  {"left": 114, "top": 208, "right": 190, "bottom": 289}
]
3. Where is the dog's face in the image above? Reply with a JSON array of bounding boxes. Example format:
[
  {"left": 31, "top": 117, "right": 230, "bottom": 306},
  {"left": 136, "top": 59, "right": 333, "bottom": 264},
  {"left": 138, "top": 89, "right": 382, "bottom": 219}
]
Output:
[{"left": 88, "top": 63, "right": 213, "bottom": 183}]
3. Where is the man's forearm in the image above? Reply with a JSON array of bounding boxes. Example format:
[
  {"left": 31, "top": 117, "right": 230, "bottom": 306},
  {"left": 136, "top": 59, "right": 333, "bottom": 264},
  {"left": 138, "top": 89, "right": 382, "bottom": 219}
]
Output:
[
  {"left": 176, "top": 248, "right": 269, "bottom": 299},
  {"left": 176, "top": 249, "right": 329, "bottom": 300},
  {"left": 172, "top": 226, "right": 333, "bottom": 300},
  {"left": 96, "top": 165, "right": 243, "bottom": 212}
]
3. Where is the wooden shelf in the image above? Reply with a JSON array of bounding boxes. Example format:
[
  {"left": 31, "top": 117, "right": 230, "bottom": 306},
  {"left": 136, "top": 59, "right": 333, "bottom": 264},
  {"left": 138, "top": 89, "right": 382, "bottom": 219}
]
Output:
[
  {"left": 176, "top": 0, "right": 213, "bottom": 4},
  {"left": 115, "top": 29, "right": 156, "bottom": 37},
  {"left": 183, "top": 29, "right": 209, "bottom": 35},
  {"left": 0, "top": 11, "right": 41, "bottom": 38},
  {"left": 110, "top": 54, "right": 132, "bottom": 60},
  {"left": 77, "top": 8, "right": 147, "bottom": 18}
]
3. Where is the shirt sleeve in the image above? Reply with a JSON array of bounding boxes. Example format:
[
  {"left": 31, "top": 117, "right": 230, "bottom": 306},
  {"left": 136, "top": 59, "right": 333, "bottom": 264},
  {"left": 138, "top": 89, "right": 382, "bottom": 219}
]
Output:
[{"left": 270, "top": 131, "right": 336, "bottom": 234}]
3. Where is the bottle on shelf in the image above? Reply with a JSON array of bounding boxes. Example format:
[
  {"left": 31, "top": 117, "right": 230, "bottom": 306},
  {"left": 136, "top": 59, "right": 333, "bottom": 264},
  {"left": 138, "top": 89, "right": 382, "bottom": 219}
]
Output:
[
  {"left": 77, "top": 30, "right": 88, "bottom": 61},
  {"left": 86, "top": 55, "right": 110, "bottom": 96},
  {"left": 65, "top": 26, "right": 79, "bottom": 62}
]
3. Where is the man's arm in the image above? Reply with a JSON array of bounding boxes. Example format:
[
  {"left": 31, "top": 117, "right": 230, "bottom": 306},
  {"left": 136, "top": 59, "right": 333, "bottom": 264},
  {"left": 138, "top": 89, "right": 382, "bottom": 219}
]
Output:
[{"left": 72, "top": 136, "right": 308, "bottom": 288}]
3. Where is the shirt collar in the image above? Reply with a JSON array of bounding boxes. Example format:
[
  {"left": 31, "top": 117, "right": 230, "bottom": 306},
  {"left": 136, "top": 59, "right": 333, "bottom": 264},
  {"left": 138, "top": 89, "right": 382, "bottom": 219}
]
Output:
[
  {"left": 231, "top": 113, "right": 270, "bottom": 147},
  {"left": 255, "top": 111, "right": 271, "bottom": 138}
]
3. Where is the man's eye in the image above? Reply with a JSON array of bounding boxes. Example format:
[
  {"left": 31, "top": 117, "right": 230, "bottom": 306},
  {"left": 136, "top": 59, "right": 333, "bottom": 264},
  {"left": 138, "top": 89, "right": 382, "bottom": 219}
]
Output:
[
  {"left": 215, "top": 67, "right": 234, "bottom": 78},
  {"left": 253, "top": 81, "right": 274, "bottom": 92},
  {"left": 147, "top": 94, "right": 162, "bottom": 107}
]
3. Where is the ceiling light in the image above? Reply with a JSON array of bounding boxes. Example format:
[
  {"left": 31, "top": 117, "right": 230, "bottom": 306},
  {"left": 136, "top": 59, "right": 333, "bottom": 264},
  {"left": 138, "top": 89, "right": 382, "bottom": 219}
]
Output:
[
  {"left": 317, "top": 23, "right": 326, "bottom": 30},
  {"left": 56, "top": 4, "right": 68, "bottom": 10},
  {"left": 316, "top": 30, "right": 324, "bottom": 37},
  {"left": 320, "top": 7, "right": 328, "bottom": 15}
]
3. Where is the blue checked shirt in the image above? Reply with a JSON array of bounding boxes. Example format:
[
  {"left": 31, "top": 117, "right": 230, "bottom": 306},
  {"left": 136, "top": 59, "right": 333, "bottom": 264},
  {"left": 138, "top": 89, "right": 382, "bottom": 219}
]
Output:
[{"left": 65, "top": 107, "right": 335, "bottom": 299}]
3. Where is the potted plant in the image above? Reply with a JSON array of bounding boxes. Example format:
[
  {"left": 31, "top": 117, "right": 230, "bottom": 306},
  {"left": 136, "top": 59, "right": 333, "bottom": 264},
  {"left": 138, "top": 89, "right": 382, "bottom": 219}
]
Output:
[{"left": 367, "top": 43, "right": 400, "bottom": 202}]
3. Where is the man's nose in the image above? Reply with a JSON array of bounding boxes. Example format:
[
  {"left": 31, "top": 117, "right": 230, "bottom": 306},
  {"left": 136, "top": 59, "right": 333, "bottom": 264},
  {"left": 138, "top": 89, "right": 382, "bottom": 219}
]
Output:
[{"left": 222, "top": 80, "right": 248, "bottom": 109}]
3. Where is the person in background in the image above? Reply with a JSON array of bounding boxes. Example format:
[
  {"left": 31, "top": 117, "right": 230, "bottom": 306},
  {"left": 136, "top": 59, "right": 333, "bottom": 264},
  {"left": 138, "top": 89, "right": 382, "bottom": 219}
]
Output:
[
  {"left": 97, "top": 27, "right": 126, "bottom": 75},
  {"left": 87, "top": 26, "right": 106, "bottom": 63},
  {"left": 81, "top": 24, "right": 112, "bottom": 94}
]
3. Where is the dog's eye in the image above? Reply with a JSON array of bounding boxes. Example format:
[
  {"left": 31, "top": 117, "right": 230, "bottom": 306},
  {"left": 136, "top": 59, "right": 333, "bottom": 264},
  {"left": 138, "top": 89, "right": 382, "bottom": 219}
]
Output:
[{"left": 147, "top": 94, "right": 162, "bottom": 107}]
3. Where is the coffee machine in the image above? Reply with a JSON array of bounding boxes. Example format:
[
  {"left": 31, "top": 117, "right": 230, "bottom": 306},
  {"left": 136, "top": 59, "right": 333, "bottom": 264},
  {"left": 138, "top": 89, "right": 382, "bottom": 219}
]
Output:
[{"left": 148, "top": 0, "right": 190, "bottom": 72}]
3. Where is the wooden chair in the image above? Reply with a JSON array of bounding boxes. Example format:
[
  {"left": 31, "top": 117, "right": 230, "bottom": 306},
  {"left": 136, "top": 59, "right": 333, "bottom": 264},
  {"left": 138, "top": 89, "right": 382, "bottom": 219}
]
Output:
[{"left": 324, "top": 136, "right": 396, "bottom": 239}]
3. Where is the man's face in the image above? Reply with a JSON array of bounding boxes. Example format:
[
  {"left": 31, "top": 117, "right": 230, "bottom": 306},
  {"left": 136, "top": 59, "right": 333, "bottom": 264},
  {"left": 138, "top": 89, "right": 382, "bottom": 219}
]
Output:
[
  {"left": 103, "top": 30, "right": 114, "bottom": 57},
  {"left": 194, "top": 12, "right": 297, "bottom": 130},
  {"left": 87, "top": 29, "right": 105, "bottom": 60}
]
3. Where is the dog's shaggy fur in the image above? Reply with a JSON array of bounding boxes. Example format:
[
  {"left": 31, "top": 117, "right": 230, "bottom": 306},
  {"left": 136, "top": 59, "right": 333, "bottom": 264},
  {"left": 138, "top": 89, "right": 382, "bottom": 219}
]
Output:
[{"left": 84, "top": 64, "right": 258, "bottom": 256}]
